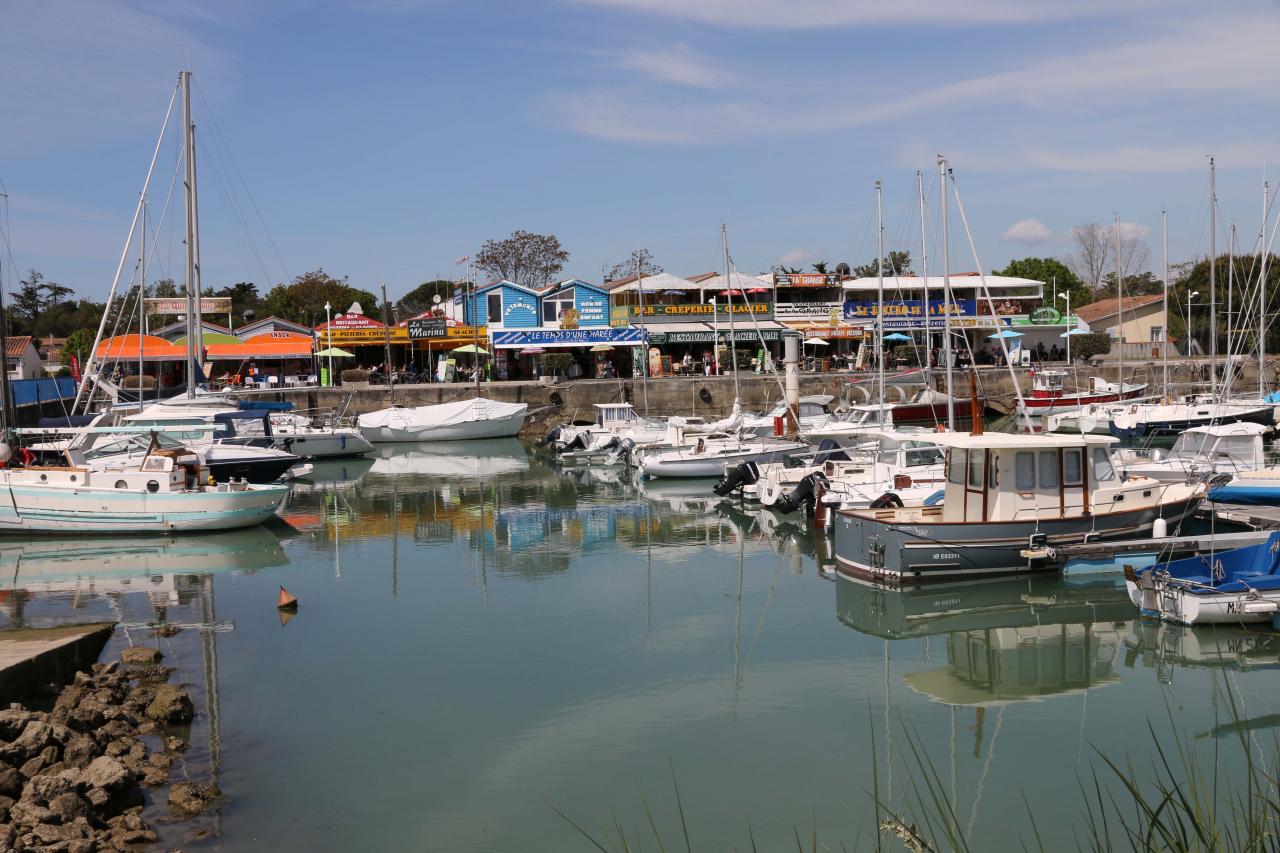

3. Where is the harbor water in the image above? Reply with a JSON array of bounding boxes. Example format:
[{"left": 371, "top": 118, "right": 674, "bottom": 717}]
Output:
[{"left": 6, "top": 440, "right": 1279, "bottom": 850}]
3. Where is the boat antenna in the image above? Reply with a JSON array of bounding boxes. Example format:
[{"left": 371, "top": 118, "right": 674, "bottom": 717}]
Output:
[
  {"left": 381, "top": 282, "right": 394, "bottom": 407},
  {"left": 1209, "top": 155, "right": 1217, "bottom": 401}
]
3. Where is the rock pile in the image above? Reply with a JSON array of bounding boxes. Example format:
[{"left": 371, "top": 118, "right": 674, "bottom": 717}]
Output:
[{"left": 0, "top": 650, "right": 217, "bottom": 851}]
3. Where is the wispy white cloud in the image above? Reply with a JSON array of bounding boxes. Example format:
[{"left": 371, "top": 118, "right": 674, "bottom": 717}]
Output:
[
  {"left": 954, "top": 144, "right": 1279, "bottom": 174},
  {"left": 0, "top": 1, "right": 234, "bottom": 159},
  {"left": 614, "top": 44, "right": 734, "bottom": 88},
  {"left": 777, "top": 249, "right": 812, "bottom": 267},
  {"left": 1001, "top": 218, "right": 1053, "bottom": 244},
  {"left": 554, "top": 11, "right": 1280, "bottom": 149},
  {"left": 569, "top": 0, "right": 1191, "bottom": 29}
]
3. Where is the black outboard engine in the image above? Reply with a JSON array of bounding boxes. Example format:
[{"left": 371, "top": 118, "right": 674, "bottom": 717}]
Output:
[
  {"left": 563, "top": 433, "right": 588, "bottom": 452},
  {"left": 609, "top": 437, "right": 637, "bottom": 465},
  {"left": 868, "top": 492, "right": 904, "bottom": 509},
  {"left": 774, "top": 472, "right": 827, "bottom": 515},
  {"left": 713, "top": 461, "right": 761, "bottom": 496},
  {"left": 595, "top": 436, "right": 620, "bottom": 454},
  {"left": 537, "top": 426, "right": 562, "bottom": 448},
  {"left": 812, "top": 438, "right": 851, "bottom": 465}
]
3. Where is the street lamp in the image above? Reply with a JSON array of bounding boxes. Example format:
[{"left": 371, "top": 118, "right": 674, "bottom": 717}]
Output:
[
  {"left": 707, "top": 296, "right": 719, "bottom": 374},
  {"left": 1185, "top": 291, "right": 1200, "bottom": 357},
  {"left": 324, "top": 301, "right": 333, "bottom": 387},
  {"left": 1056, "top": 292, "right": 1071, "bottom": 363}
]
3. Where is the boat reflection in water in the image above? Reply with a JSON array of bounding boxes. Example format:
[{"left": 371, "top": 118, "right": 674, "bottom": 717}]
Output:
[
  {"left": 838, "top": 573, "right": 1133, "bottom": 704},
  {"left": 368, "top": 439, "right": 530, "bottom": 478},
  {"left": 1125, "top": 619, "right": 1280, "bottom": 682}
]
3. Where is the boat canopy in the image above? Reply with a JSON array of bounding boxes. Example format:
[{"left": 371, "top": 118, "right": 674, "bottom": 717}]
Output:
[{"left": 924, "top": 432, "right": 1117, "bottom": 450}]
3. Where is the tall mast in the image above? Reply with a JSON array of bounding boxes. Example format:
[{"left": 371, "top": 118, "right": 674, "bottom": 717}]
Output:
[
  {"left": 875, "top": 180, "right": 885, "bottom": 411},
  {"left": 939, "top": 157, "right": 954, "bottom": 430},
  {"left": 380, "top": 283, "right": 395, "bottom": 407},
  {"left": 1226, "top": 223, "right": 1236, "bottom": 398},
  {"left": 1115, "top": 213, "right": 1125, "bottom": 392},
  {"left": 1261, "top": 180, "right": 1269, "bottom": 399},
  {"left": 139, "top": 200, "right": 147, "bottom": 403},
  {"left": 721, "top": 224, "right": 739, "bottom": 402},
  {"left": 1209, "top": 156, "right": 1217, "bottom": 401},
  {"left": 180, "top": 69, "right": 198, "bottom": 393},
  {"left": 1161, "top": 208, "right": 1169, "bottom": 391}
]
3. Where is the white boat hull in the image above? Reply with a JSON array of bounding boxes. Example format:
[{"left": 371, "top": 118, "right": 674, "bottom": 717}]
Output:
[
  {"left": 358, "top": 400, "right": 528, "bottom": 443},
  {"left": 641, "top": 444, "right": 806, "bottom": 478},
  {"left": 1126, "top": 579, "right": 1280, "bottom": 624},
  {"left": 0, "top": 478, "right": 287, "bottom": 534},
  {"left": 274, "top": 429, "right": 374, "bottom": 458}
]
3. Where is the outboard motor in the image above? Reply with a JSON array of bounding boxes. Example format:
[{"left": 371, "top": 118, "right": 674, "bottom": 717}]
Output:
[
  {"left": 537, "top": 427, "right": 562, "bottom": 448},
  {"left": 563, "top": 433, "right": 588, "bottom": 452},
  {"left": 609, "top": 437, "right": 637, "bottom": 466},
  {"left": 713, "top": 461, "right": 761, "bottom": 497},
  {"left": 774, "top": 472, "right": 827, "bottom": 515},
  {"left": 868, "top": 492, "right": 905, "bottom": 509},
  {"left": 595, "top": 436, "right": 621, "bottom": 454},
  {"left": 812, "top": 438, "right": 851, "bottom": 466}
]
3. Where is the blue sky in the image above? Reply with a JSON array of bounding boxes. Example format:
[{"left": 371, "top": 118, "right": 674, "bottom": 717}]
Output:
[{"left": 5, "top": 0, "right": 1280, "bottom": 301}]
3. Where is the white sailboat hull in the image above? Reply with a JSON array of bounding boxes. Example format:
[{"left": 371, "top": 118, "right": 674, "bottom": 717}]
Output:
[{"left": 358, "top": 400, "right": 528, "bottom": 443}]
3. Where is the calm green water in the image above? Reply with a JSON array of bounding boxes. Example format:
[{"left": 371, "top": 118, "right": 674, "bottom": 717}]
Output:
[{"left": 4, "top": 441, "right": 1279, "bottom": 850}]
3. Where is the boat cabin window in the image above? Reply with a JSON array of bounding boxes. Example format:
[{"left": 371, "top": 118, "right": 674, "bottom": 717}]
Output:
[
  {"left": 967, "top": 449, "right": 984, "bottom": 488},
  {"left": 1091, "top": 446, "right": 1116, "bottom": 482},
  {"left": 903, "top": 444, "right": 943, "bottom": 468},
  {"left": 1015, "top": 452, "right": 1035, "bottom": 490},
  {"left": 1038, "top": 450, "right": 1059, "bottom": 488},
  {"left": 947, "top": 449, "right": 965, "bottom": 484},
  {"left": 1063, "top": 449, "right": 1083, "bottom": 485}
]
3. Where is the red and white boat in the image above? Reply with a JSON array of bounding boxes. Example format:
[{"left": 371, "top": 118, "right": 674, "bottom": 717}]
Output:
[{"left": 1016, "top": 369, "right": 1146, "bottom": 417}]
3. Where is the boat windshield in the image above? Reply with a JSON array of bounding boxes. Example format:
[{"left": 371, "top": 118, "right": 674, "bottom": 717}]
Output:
[
  {"left": 84, "top": 432, "right": 185, "bottom": 459},
  {"left": 1170, "top": 432, "right": 1214, "bottom": 458}
]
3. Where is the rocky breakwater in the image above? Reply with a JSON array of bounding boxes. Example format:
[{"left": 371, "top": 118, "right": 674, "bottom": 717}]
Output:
[{"left": 0, "top": 646, "right": 216, "bottom": 851}]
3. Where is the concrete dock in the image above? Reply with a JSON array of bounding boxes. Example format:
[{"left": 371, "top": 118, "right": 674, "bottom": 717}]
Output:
[{"left": 0, "top": 623, "right": 114, "bottom": 704}]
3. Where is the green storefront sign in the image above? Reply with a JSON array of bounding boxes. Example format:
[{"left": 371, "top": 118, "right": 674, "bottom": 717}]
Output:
[{"left": 1029, "top": 306, "right": 1063, "bottom": 325}]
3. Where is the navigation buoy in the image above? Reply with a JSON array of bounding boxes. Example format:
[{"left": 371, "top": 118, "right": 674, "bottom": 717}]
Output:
[{"left": 277, "top": 586, "right": 298, "bottom": 611}]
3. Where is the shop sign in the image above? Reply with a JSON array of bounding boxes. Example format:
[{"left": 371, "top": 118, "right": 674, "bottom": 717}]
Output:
[
  {"left": 145, "top": 297, "right": 232, "bottom": 315},
  {"left": 775, "top": 301, "right": 841, "bottom": 318},
  {"left": 576, "top": 292, "right": 609, "bottom": 325},
  {"left": 774, "top": 273, "right": 840, "bottom": 288},
  {"left": 627, "top": 303, "right": 773, "bottom": 322},
  {"left": 320, "top": 327, "right": 407, "bottom": 344},
  {"left": 843, "top": 299, "right": 976, "bottom": 321},
  {"left": 407, "top": 318, "right": 448, "bottom": 339},
  {"left": 491, "top": 327, "right": 647, "bottom": 348},
  {"left": 648, "top": 329, "right": 785, "bottom": 344},
  {"left": 1029, "top": 306, "right": 1063, "bottom": 325}
]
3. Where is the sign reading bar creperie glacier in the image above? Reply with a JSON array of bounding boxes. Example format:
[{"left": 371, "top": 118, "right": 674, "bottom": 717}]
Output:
[{"left": 145, "top": 297, "right": 232, "bottom": 315}]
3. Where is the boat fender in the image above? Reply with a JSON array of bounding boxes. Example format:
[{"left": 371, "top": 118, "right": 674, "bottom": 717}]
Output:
[
  {"left": 712, "top": 461, "right": 761, "bottom": 497},
  {"left": 1152, "top": 517, "right": 1167, "bottom": 538},
  {"left": 869, "top": 492, "right": 904, "bottom": 509}
]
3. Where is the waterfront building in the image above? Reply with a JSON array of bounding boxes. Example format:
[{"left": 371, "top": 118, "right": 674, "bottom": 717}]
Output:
[{"left": 1073, "top": 295, "right": 1172, "bottom": 361}]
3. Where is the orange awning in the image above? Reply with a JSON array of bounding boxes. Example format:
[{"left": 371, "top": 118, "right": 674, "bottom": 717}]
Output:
[
  {"left": 205, "top": 341, "right": 314, "bottom": 361},
  {"left": 95, "top": 334, "right": 186, "bottom": 362}
]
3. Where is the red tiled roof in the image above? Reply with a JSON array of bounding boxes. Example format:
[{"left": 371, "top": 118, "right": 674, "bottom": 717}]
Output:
[
  {"left": 1074, "top": 294, "right": 1164, "bottom": 324},
  {"left": 4, "top": 336, "right": 33, "bottom": 359}
]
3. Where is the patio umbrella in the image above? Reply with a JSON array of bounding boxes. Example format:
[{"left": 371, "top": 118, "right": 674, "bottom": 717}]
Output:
[
  {"left": 987, "top": 330, "right": 1025, "bottom": 340},
  {"left": 883, "top": 332, "right": 913, "bottom": 342},
  {"left": 746, "top": 287, "right": 771, "bottom": 294},
  {"left": 719, "top": 289, "right": 744, "bottom": 296},
  {"left": 803, "top": 338, "right": 829, "bottom": 346},
  {"left": 1060, "top": 328, "right": 1089, "bottom": 338},
  {"left": 315, "top": 347, "right": 356, "bottom": 357},
  {"left": 454, "top": 344, "right": 489, "bottom": 355},
  {"left": 590, "top": 344, "right": 615, "bottom": 352},
  {"left": 518, "top": 346, "right": 546, "bottom": 355}
]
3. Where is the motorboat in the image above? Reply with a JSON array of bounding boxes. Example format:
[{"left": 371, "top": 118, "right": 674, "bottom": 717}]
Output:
[
  {"left": 78, "top": 428, "right": 304, "bottom": 484},
  {"left": 638, "top": 433, "right": 807, "bottom": 479},
  {"left": 1126, "top": 532, "right": 1280, "bottom": 624},
  {"left": 357, "top": 398, "right": 528, "bottom": 442},
  {"left": 1108, "top": 399, "right": 1277, "bottom": 441},
  {"left": 739, "top": 395, "right": 835, "bottom": 437},
  {"left": 543, "top": 404, "right": 670, "bottom": 454},
  {"left": 832, "top": 431, "right": 1205, "bottom": 583},
  {"left": 803, "top": 404, "right": 896, "bottom": 446},
  {"left": 0, "top": 442, "right": 286, "bottom": 534},
  {"left": 888, "top": 387, "right": 984, "bottom": 426},
  {"left": 1113, "top": 422, "right": 1270, "bottom": 484},
  {"left": 1016, "top": 370, "right": 1146, "bottom": 418},
  {"left": 218, "top": 411, "right": 374, "bottom": 459}
]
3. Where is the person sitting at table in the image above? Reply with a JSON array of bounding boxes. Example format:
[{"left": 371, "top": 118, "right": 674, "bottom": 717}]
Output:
[{"left": 682, "top": 352, "right": 693, "bottom": 372}]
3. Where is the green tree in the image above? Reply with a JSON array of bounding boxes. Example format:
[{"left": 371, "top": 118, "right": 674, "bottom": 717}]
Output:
[
  {"left": 1071, "top": 332, "right": 1112, "bottom": 362},
  {"left": 262, "top": 269, "right": 378, "bottom": 326},
  {"left": 811, "top": 261, "right": 829, "bottom": 274},
  {"left": 398, "top": 280, "right": 456, "bottom": 316},
  {"left": 605, "top": 248, "right": 662, "bottom": 282},
  {"left": 11, "top": 270, "right": 47, "bottom": 334},
  {"left": 851, "top": 251, "right": 912, "bottom": 278},
  {"left": 62, "top": 329, "right": 94, "bottom": 367},
  {"left": 1171, "top": 254, "right": 1280, "bottom": 357},
  {"left": 209, "top": 282, "right": 261, "bottom": 327},
  {"left": 475, "top": 230, "right": 569, "bottom": 289},
  {"left": 995, "top": 257, "right": 1091, "bottom": 310}
]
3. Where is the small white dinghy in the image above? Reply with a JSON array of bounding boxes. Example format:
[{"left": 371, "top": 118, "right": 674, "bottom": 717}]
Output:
[
  {"left": 639, "top": 434, "right": 807, "bottom": 479},
  {"left": 358, "top": 398, "right": 528, "bottom": 443},
  {"left": 1126, "top": 532, "right": 1280, "bottom": 624}
]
